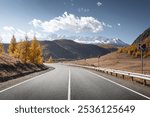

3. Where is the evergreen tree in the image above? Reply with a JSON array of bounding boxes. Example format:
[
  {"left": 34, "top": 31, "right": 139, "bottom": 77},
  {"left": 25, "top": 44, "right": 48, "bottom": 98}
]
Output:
[
  {"left": 29, "top": 36, "right": 43, "bottom": 64},
  {"left": 0, "top": 39, "right": 5, "bottom": 56},
  {"left": 47, "top": 56, "right": 53, "bottom": 63},
  {"left": 8, "top": 35, "right": 17, "bottom": 57},
  {"left": 14, "top": 40, "right": 22, "bottom": 59},
  {"left": 21, "top": 35, "right": 30, "bottom": 63}
]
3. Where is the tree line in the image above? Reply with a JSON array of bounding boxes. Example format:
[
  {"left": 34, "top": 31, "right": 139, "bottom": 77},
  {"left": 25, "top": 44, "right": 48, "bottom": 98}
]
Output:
[{"left": 0, "top": 35, "right": 43, "bottom": 64}]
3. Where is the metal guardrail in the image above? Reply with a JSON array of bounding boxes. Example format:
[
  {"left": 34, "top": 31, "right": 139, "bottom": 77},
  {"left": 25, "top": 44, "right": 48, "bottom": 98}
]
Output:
[{"left": 69, "top": 64, "right": 150, "bottom": 85}]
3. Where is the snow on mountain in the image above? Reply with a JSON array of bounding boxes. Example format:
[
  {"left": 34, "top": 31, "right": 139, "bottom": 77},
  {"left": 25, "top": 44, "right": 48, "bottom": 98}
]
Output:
[
  {"left": 73, "top": 36, "right": 128, "bottom": 47},
  {"left": 46, "top": 35, "right": 128, "bottom": 47}
]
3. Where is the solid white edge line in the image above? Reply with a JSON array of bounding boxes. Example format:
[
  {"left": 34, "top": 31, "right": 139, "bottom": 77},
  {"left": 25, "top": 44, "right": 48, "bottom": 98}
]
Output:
[
  {"left": 0, "top": 70, "right": 50, "bottom": 94},
  {"left": 68, "top": 69, "right": 71, "bottom": 100},
  {"left": 87, "top": 70, "right": 150, "bottom": 100}
]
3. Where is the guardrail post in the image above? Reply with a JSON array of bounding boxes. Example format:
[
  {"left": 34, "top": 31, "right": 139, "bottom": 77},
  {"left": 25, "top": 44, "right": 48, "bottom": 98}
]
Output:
[
  {"left": 116, "top": 73, "right": 117, "bottom": 77},
  {"left": 143, "top": 79, "right": 146, "bottom": 85},
  {"left": 122, "top": 75, "right": 124, "bottom": 79},
  {"left": 131, "top": 77, "right": 134, "bottom": 81}
]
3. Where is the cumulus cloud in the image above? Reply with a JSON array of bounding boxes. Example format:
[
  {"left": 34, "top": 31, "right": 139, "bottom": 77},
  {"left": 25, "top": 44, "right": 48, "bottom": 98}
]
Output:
[
  {"left": 2, "top": 26, "right": 44, "bottom": 42},
  {"left": 117, "top": 23, "right": 121, "bottom": 26},
  {"left": 3, "top": 26, "right": 15, "bottom": 33},
  {"left": 78, "top": 8, "right": 90, "bottom": 13},
  {"left": 30, "top": 19, "right": 42, "bottom": 27},
  {"left": 102, "top": 22, "right": 112, "bottom": 28},
  {"left": 30, "top": 12, "right": 104, "bottom": 33},
  {"left": 97, "top": 2, "right": 102, "bottom": 6}
]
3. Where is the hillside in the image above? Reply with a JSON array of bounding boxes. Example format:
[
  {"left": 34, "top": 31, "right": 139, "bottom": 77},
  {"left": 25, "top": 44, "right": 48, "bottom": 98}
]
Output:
[
  {"left": 118, "top": 28, "right": 150, "bottom": 58},
  {"left": 0, "top": 54, "right": 48, "bottom": 82},
  {"left": 132, "top": 27, "right": 150, "bottom": 44},
  {"left": 98, "top": 44, "right": 118, "bottom": 52},
  {"left": 70, "top": 52, "right": 150, "bottom": 74},
  {"left": 40, "top": 39, "right": 111, "bottom": 60}
]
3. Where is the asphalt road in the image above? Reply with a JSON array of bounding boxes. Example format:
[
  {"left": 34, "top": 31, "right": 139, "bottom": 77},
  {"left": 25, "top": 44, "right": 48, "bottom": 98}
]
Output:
[{"left": 0, "top": 63, "right": 149, "bottom": 100}]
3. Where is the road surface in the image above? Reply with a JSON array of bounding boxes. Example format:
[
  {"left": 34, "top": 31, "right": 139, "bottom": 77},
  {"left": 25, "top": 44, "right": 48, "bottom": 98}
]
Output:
[{"left": 0, "top": 63, "right": 149, "bottom": 100}]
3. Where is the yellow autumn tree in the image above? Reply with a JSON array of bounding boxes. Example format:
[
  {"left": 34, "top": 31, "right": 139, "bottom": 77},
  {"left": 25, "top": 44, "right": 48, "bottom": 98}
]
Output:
[
  {"left": 20, "top": 35, "right": 30, "bottom": 63},
  {"left": 29, "top": 36, "right": 43, "bottom": 64},
  {"left": 14, "top": 36, "right": 31, "bottom": 63},
  {"left": 14, "top": 40, "right": 23, "bottom": 59},
  {"left": 47, "top": 56, "right": 53, "bottom": 63},
  {"left": 0, "top": 39, "right": 5, "bottom": 56},
  {"left": 8, "top": 35, "right": 17, "bottom": 57}
]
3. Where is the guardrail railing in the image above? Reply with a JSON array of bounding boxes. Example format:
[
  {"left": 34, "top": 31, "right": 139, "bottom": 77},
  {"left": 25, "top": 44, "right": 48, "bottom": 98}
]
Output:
[{"left": 68, "top": 64, "right": 150, "bottom": 86}]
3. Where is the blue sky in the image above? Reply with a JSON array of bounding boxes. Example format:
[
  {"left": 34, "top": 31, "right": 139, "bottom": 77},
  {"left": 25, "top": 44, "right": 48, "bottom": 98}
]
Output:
[{"left": 0, "top": 0, "right": 150, "bottom": 44}]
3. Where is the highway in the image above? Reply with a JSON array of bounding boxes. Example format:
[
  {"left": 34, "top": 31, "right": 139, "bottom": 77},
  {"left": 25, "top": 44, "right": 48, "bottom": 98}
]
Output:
[{"left": 0, "top": 63, "right": 149, "bottom": 100}]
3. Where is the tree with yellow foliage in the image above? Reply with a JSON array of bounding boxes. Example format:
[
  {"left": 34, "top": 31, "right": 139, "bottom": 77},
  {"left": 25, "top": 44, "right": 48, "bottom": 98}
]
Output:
[
  {"left": 14, "top": 35, "right": 31, "bottom": 63},
  {"left": 0, "top": 39, "right": 5, "bottom": 56},
  {"left": 47, "top": 56, "right": 53, "bottom": 63},
  {"left": 29, "top": 36, "right": 43, "bottom": 64},
  {"left": 20, "top": 35, "right": 30, "bottom": 63},
  {"left": 14, "top": 40, "right": 23, "bottom": 59},
  {"left": 8, "top": 35, "right": 17, "bottom": 57}
]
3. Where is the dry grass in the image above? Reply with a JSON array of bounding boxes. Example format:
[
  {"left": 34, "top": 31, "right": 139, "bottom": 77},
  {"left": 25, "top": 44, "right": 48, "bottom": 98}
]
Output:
[
  {"left": 70, "top": 52, "right": 150, "bottom": 75},
  {"left": 0, "top": 54, "right": 48, "bottom": 82}
]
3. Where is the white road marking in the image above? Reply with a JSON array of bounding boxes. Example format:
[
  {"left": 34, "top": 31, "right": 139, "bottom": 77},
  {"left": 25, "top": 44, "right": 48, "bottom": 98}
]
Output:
[
  {"left": 87, "top": 70, "right": 150, "bottom": 100},
  {"left": 0, "top": 71, "right": 50, "bottom": 94},
  {"left": 68, "top": 69, "right": 71, "bottom": 100}
]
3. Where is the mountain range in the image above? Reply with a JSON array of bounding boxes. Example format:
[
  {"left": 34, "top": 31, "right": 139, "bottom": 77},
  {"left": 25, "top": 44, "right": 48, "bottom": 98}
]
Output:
[
  {"left": 46, "top": 35, "right": 128, "bottom": 47},
  {"left": 40, "top": 39, "right": 111, "bottom": 60},
  {"left": 73, "top": 37, "right": 128, "bottom": 47},
  {"left": 3, "top": 36, "right": 128, "bottom": 60}
]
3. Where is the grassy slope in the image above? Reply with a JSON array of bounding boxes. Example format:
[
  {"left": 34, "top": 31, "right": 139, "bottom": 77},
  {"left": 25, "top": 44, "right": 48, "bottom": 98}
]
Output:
[
  {"left": 70, "top": 52, "right": 150, "bottom": 74},
  {"left": 0, "top": 54, "right": 48, "bottom": 82}
]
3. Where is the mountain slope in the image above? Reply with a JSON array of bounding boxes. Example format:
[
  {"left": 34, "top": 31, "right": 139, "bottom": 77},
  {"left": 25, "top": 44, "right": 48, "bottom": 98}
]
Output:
[
  {"left": 0, "top": 54, "right": 48, "bottom": 82},
  {"left": 70, "top": 52, "right": 150, "bottom": 74},
  {"left": 118, "top": 28, "right": 150, "bottom": 58},
  {"left": 40, "top": 40, "right": 77, "bottom": 59},
  {"left": 41, "top": 39, "right": 110, "bottom": 60},
  {"left": 132, "top": 27, "right": 150, "bottom": 44},
  {"left": 98, "top": 44, "right": 118, "bottom": 52}
]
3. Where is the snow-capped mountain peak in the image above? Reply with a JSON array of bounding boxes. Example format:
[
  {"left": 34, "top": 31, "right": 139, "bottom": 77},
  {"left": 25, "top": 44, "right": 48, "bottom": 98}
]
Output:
[
  {"left": 73, "top": 36, "right": 128, "bottom": 47},
  {"left": 46, "top": 35, "right": 128, "bottom": 47}
]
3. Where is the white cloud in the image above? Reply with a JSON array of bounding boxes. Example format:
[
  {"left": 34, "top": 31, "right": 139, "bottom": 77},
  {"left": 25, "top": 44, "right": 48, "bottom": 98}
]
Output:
[
  {"left": 3, "top": 26, "right": 15, "bottom": 33},
  {"left": 29, "top": 19, "right": 42, "bottom": 27},
  {"left": 78, "top": 8, "right": 90, "bottom": 13},
  {"left": 107, "top": 24, "right": 112, "bottom": 28},
  {"left": 30, "top": 12, "right": 104, "bottom": 33},
  {"left": 102, "top": 22, "right": 112, "bottom": 28},
  {"left": 117, "top": 23, "right": 121, "bottom": 26},
  {"left": 2, "top": 26, "right": 44, "bottom": 42},
  {"left": 97, "top": 2, "right": 102, "bottom": 6}
]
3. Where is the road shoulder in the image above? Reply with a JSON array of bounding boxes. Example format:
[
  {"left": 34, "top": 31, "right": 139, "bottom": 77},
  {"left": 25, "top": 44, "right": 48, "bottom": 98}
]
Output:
[
  {"left": 0, "top": 67, "right": 54, "bottom": 91},
  {"left": 88, "top": 69, "right": 150, "bottom": 98}
]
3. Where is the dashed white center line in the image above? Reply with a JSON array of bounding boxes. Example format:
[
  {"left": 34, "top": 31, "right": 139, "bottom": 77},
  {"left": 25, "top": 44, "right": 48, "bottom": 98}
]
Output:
[{"left": 68, "top": 69, "right": 71, "bottom": 100}]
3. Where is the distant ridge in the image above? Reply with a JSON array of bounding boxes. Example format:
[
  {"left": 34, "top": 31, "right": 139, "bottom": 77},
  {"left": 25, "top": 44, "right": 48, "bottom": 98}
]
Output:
[
  {"left": 132, "top": 27, "right": 150, "bottom": 44},
  {"left": 40, "top": 39, "right": 111, "bottom": 60},
  {"left": 3, "top": 39, "right": 117, "bottom": 60}
]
